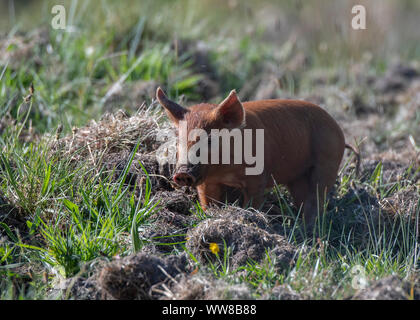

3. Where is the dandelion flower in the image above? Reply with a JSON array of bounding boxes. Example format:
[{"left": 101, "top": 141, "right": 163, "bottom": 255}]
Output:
[{"left": 209, "top": 243, "right": 220, "bottom": 255}]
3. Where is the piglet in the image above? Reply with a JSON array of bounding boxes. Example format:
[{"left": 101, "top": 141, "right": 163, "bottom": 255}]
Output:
[{"left": 156, "top": 87, "right": 359, "bottom": 226}]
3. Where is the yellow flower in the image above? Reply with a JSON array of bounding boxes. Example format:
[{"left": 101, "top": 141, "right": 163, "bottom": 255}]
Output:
[{"left": 209, "top": 243, "right": 220, "bottom": 255}]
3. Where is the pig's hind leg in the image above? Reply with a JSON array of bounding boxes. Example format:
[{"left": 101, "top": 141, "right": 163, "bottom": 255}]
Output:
[
  {"left": 287, "top": 174, "right": 310, "bottom": 219},
  {"left": 303, "top": 162, "right": 340, "bottom": 228}
]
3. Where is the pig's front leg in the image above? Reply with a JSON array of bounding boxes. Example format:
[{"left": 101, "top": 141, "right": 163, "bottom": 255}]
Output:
[
  {"left": 196, "top": 182, "right": 223, "bottom": 208},
  {"left": 242, "top": 176, "right": 267, "bottom": 209},
  {"left": 242, "top": 189, "right": 264, "bottom": 209}
]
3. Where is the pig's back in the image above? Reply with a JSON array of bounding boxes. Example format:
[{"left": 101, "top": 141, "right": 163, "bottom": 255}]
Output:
[{"left": 242, "top": 99, "right": 345, "bottom": 184}]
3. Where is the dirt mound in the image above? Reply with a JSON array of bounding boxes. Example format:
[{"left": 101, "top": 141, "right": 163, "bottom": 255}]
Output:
[
  {"left": 138, "top": 190, "right": 198, "bottom": 254},
  {"left": 352, "top": 275, "right": 419, "bottom": 300},
  {"left": 153, "top": 190, "right": 196, "bottom": 215},
  {"left": 325, "top": 185, "right": 383, "bottom": 247},
  {"left": 374, "top": 62, "right": 420, "bottom": 94},
  {"left": 159, "top": 274, "right": 254, "bottom": 300},
  {"left": 263, "top": 284, "right": 302, "bottom": 300},
  {"left": 0, "top": 192, "right": 27, "bottom": 242},
  {"left": 204, "top": 206, "right": 272, "bottom": 231},
  {"left": 96, "top": 252, "right": 189, "bottom": 300},
  {"left": 134, "top": 189, "right": 199, "bottom": 254},
  {"left": 140, "top": 208, "right": 198, "bottom": 254},
  {"left": 51, "top": 253, "right": 190, "bottom": 300},
  {"left": 53, "top": 107, "right": 171, "bottom": 163},
  {"left": 186, "top": 218, "right": 296, "bottom": 270},
  {"left": 381, "top": 185, "right": 419, "bottom": 218},
  {"left": 104, "top": 152, "right": 174, "bottom": 193},
  {"left": 50, "top": 274, "right": 103, "bottom": 300},
  {"left": 52, "top": 108, "right": 180, "bottom": 195},
  {"left": 54, "top": 251, "right": 257, "bottom": 300},
  {"left": 159, "top": 270, "right": 301, "bottom": 300},
  {"left": 360, "top": 159, "right": 419, "bottom": 184}
]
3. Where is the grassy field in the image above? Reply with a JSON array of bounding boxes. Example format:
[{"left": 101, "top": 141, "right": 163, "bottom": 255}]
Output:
[{"left": 0, "top": 0, "right": 419, "bottom": 300}]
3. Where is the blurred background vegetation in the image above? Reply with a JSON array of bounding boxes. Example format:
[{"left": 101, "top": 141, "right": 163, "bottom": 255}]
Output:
[
  {"left": 0, "top": 0, "right": 419, "bottom": 166},
  {"left": 1, "top": 0, "right": 419, "bottom": 133}
]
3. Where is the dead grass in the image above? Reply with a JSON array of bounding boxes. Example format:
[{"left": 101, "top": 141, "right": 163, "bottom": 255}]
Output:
[
  {"left": 97, "top": 252, "right": 189, "bottom": 300},
  {"left": 352, "top": 275, "right": 420, "bottom": 300},
  {"left": 158, "top": 274, "right": 254, "bottom": 300},
  {"left": 186, "top": 217, "right": 297, "bottom": 270},
  {"left": 52, "top": 105, "right": 170, "bottom": 164}
]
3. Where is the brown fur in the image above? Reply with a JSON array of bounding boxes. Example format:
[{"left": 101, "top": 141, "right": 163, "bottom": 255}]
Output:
[{"left": 156, "top": 88, "right": 353, "bottom": 226}]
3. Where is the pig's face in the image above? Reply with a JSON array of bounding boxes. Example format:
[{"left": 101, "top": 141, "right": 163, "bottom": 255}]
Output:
[{"left": 156, "top": 87, "right": 245, "bottom": 187}]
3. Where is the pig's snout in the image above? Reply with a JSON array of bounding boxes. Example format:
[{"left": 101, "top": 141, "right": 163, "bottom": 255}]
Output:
[{"left": 173, "top": 172, "right": 196, "bottom": 186}]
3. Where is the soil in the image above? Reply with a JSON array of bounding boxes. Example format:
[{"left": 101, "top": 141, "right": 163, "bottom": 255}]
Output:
[
  {"left": 0, "top": 192, "right": 28, "bottom": 242},
  {"left": 351, "top": 275, "right": 420, "bottom": 300},
  {"left": 186, "top": 217, "right": 297, "bottom": 270},
  {"left": 159, "top": 274, "right": 255, "bottom": 300},
  {"left": 53, "top": 252, "right": 190, "bottom": 300},
  {"left": 140, "top": 206, "right": 198, "bottom": 254},
  {"left": 263, "top": 284, "right": 302, "bottom": 300}
]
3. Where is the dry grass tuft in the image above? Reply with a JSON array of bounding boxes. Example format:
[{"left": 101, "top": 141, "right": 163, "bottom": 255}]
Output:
[
  {"left": 158, "top": 274, "right": 254, "bottom": 300},
  {"left": 186, "top": 217, "right": 297, "bottom": 270},
  {"left": 97, "top": 252, "right": 189, "bottom": 300},
  {"left": 52, "top": 105, "right": 171, "bottom": 165},
  {"left": 352, "top": 275, "right": 420, "bottom": 300}
]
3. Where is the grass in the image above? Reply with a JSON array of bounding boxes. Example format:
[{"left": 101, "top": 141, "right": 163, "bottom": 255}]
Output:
[
  {"left": 186, "top": 191, "right": 419, "bottom": 300},
  {"left": 0, "top": 0, "right": 419, "bottom": 299}
]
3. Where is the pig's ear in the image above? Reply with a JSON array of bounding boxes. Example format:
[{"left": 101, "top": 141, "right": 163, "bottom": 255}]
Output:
[
  {"left": 215, "top": 90, "right": 245, "bottom": 128},
  {"left": 156, "top": 87, "right": 188, "bottom": 125}
]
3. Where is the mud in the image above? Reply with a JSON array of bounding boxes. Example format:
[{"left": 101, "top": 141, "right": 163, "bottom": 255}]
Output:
[{"left": 153, "top": 190, "right": 196, "bottom": 215}]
